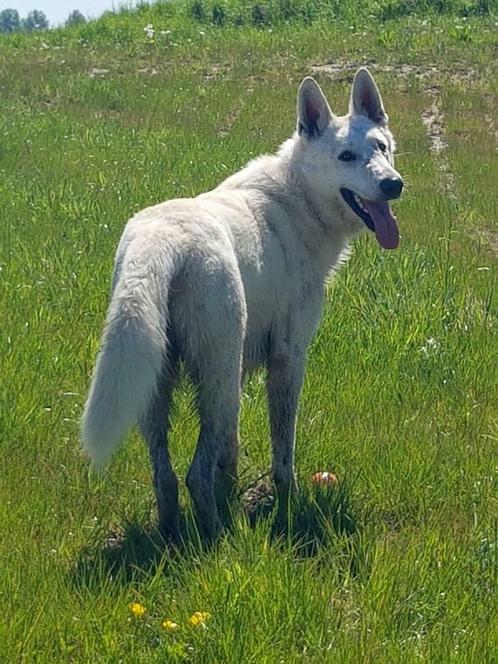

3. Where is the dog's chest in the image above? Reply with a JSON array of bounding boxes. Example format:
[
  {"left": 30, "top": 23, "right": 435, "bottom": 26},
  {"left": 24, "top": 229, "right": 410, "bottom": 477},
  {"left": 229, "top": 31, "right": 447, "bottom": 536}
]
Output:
[{"left": 241, "top": 265, "right": 324, "bottom": 372}]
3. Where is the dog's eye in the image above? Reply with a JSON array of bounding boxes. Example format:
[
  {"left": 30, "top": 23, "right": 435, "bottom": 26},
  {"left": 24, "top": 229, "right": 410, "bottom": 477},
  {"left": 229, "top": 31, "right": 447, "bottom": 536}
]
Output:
[
  {"left": 378, "top": 141, "right": 387, "bottom": 153},
  {"left": 338, "top": 150, "right": 356, "bottom": 162}
]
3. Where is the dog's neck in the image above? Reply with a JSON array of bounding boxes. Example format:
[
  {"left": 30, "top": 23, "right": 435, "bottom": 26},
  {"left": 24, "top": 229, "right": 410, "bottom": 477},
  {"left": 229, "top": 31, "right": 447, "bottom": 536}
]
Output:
[
  {"left": 217, "top": 137, "right": 355, "bottom": 277},
  {"left": 277, "top": 138, "right": 353, "bottom": 274}
]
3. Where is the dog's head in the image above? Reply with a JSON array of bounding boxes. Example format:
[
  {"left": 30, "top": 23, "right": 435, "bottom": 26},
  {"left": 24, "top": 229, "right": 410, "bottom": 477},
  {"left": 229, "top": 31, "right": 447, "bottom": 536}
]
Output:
[{"left": 296, "top": 69, "right": 403, "bottom": 249}]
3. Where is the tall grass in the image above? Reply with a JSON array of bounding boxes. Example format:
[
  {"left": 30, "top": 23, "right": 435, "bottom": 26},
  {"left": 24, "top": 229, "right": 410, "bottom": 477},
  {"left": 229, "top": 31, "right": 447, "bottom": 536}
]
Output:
[{"left": 184, "top": 0, "right": 498, "bottom": 28}]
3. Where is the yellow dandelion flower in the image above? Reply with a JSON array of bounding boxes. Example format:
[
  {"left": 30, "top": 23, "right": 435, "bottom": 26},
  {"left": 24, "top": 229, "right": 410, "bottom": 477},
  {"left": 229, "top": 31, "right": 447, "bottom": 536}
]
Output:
[
  {"left": 188, "top": 611, "right": 211, "bottom": 627},
  {"left": 162, "top": 619, "right": 179, "bottom": 632},
  {"left": 129, "top": 602, "right": 146, "bottom": 618}
]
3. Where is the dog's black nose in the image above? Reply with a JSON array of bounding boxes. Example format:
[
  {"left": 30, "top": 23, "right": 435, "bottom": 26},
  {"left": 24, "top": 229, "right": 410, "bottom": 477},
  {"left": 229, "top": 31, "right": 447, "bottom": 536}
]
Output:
[{"left": 380, "top": 177, "right": 403, "bottom": 199}]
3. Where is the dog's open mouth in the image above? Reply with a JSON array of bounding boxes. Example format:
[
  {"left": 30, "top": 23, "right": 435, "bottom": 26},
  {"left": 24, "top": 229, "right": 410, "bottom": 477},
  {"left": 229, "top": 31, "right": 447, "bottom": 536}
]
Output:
[{"left": 340, "top": 188, "right": 399, "bottom": 250}]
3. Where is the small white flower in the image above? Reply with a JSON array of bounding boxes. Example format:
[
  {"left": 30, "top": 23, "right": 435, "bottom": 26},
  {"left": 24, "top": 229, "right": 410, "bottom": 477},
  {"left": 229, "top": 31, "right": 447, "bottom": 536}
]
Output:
[
  {"left": 144, "top": 23, "right": 155, "bottom": 39},
  {"left": 420, "top": 336, "right": 440, "bottom": 356}
]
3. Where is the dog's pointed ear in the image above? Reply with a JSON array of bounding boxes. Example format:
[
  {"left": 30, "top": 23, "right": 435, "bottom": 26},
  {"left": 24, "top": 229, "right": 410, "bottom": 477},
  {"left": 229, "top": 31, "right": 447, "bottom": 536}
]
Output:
[
  {"left": 297, "top": 77, "right": 332, "bottom": 139},
  {"left": 350, "top": 68, "right": 388, "bottom": 126}
]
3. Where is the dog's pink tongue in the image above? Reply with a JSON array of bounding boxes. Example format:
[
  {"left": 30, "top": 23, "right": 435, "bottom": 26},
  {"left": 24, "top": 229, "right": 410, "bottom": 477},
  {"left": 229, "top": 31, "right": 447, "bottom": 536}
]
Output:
[{"left": 361, "top": 199, "right": 399, "bottom": 250}]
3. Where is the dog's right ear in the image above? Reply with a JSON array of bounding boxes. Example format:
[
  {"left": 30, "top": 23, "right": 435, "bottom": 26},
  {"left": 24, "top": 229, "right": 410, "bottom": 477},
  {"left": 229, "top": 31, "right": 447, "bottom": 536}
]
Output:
[{"left": 297, "top": 77, "right": 332, "bottom": 139}]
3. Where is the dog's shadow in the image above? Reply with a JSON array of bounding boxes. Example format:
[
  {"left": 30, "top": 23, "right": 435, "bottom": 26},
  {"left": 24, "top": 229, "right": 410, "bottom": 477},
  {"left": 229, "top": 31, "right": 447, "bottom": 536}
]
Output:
[
  {"left": 70, "top": 478, "right": 359, "bottom": 589},
  {"left": 70, "top": 520, "right": 171, "bottom": 589}
]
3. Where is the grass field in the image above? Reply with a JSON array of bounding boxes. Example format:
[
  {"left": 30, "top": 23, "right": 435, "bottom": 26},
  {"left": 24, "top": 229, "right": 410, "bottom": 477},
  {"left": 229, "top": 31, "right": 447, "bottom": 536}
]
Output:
[{"left": 1, "top": 2, "right": 497, "bottom": 661}]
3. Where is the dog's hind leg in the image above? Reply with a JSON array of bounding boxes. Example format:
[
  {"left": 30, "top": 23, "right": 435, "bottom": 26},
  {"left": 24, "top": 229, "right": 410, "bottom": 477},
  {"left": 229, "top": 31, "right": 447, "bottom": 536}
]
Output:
[
  {"left": 184, "top": 264, "right": 245, "bottom": 541},
  {"left": 139, "top": 364, "right": 180, "bottom": 543},
  {"left": 214, "top": 425, "right": 239, "bottom": 521},
  {"left": 186, "top": 350, "right": 243, "bottom": 540}
]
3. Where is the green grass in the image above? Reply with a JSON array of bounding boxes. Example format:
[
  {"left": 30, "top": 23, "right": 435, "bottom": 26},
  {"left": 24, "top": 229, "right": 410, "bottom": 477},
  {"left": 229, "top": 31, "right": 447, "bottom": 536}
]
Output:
[{"left": 1, "top": 3, "right": 497, "bottom": 662}]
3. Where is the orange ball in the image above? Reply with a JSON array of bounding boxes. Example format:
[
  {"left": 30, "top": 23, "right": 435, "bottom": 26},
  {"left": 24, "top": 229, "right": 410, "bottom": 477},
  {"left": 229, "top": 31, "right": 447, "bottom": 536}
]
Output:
[{"left": 312, "top": 471, "right": 338, "bottom": 486}]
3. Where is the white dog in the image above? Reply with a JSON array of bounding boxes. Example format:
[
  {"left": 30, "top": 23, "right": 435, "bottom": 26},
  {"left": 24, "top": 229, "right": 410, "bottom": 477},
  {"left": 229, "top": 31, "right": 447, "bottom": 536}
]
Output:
[{"left": 82, "top": 68, "right": 403, "bottom": 540}]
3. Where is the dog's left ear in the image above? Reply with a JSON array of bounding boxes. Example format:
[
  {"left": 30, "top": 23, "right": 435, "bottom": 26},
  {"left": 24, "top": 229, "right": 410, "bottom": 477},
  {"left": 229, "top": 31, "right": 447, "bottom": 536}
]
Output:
[
  {"left": 350, "top": 68, "right": 388, "bottom": 126},
  {"left": 297, "top": 77, "right": 333, "bottom": 139}
]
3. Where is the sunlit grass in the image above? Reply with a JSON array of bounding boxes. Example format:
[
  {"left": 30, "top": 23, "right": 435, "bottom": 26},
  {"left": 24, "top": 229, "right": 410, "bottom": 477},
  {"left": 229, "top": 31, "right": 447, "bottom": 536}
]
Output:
[{"left": 1, "top": 4, "right": 497, "bottom": 662}]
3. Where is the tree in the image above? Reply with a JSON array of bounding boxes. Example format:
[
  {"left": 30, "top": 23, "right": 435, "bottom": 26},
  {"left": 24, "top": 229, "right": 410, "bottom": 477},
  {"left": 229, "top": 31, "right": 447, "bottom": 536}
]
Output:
[
  {"left": 65, "top": 10, "right": 86, "bottom": 27},
  {"left": 0, "top": 9, "right": 21, "bottom": 33},
  {"left": 22, "top": 9, "right": 49, "bottom": 32}
]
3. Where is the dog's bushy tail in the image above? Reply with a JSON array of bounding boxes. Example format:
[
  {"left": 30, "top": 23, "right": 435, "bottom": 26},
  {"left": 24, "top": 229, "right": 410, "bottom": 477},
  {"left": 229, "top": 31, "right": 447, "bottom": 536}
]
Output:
[{"left": 81, "top": 267, "right": 167, "bottom": 469}]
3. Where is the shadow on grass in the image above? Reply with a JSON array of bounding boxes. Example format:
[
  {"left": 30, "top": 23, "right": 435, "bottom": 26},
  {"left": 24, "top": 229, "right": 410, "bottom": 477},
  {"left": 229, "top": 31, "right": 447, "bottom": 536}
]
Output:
[
  {"left": 70, "top": 520, "right": 172, "bottom": 590},
  {"left": 70, "top": 475, "right": 360, "bottom": 589},
  {"left": 289, "top": 482, "right": 359, "bottom": 554},
  {"left": 241, "top": 473, "right": 360, "bottom": 557}
]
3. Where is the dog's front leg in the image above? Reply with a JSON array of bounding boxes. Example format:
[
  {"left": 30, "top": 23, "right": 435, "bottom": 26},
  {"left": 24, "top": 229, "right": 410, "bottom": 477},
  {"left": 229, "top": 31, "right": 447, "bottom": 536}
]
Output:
[{"left": 266, "top": 352, "right": 305, "bottom": 517}]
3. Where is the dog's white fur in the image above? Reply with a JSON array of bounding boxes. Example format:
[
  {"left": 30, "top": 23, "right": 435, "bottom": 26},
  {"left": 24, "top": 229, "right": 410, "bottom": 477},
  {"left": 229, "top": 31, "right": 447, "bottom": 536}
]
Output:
[{"left": 81, "top": 69, "right": 403, "bottom": 539}]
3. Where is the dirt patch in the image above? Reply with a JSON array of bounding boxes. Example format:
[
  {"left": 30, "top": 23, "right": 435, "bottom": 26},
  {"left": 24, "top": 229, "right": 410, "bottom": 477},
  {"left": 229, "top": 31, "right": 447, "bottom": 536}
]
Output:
[
  {"left": 240, "top": 474, "right": 275, "bottom": 523},
  {"left": 311, "top": 59, "right": 480, "bottom": 86},
  {"left": 137, "top": 66, "right": 160, "bottom": 76},
  {"left": 202, "top": 62, "right": 232, "bottom": 83},
  {"left": 421, "top": 84, "right": 457, "bottom": 198},
  {"left": 421, "top": 87, "right": 447, "bottom": 153},
  {"left": 481, "top": 229, "right": 498, "bottom": 259},
  {"left": 313, "top": 60, "right": 439, "bottom": 82},
  {"left": 88, "top": 67, "right": 110, "bottom": 78},
  {"left": 483, "top": 113, "right": 498, "bottom": 149}
]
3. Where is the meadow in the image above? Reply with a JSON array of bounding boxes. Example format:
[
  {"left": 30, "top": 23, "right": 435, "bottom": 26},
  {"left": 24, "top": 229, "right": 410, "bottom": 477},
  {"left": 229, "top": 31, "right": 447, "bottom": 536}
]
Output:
[{"left": 1, "top": 1, "right": 497, "bottom": 661}]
